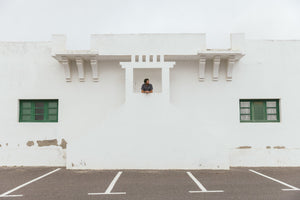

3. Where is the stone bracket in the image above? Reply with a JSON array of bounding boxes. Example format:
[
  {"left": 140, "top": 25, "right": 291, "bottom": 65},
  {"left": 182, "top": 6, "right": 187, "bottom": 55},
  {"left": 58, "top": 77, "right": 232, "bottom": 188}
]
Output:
[
  {"left": 61, "top": 57, "right": 71, "bottom": 82},
  {"left": 213, "top": 56, "right": 221, "bottom": 81},
  {"left": 227, "top": 56, "right": 235, "bottom": 81},
  {"left": 58, "top": 56, "right": 99, "bottom": 82},
  {"left": 90, "top": 58, "right": 99, "bottom": 82},
  {"left": 75, "top": 57, "right": 85, "bottom": 82},
  {"left": 198, "top": 57, "right": 206, "bottom": 81}
]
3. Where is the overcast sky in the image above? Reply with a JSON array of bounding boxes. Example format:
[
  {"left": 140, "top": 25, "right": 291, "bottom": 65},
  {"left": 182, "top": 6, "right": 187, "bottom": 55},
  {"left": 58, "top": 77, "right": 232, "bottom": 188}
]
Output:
[{"left": 0, "top": 0, "right": 299, "bottom": 49}]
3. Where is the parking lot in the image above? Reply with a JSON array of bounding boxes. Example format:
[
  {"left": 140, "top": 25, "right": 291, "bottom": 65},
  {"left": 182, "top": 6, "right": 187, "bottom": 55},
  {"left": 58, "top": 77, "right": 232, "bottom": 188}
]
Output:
[{"left": 0, "top": 167, "right": 300, "bottom": 200}]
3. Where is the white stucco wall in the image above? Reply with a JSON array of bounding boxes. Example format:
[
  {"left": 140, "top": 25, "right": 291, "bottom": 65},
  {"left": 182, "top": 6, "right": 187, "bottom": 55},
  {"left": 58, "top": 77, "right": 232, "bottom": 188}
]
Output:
[
  {"left": 90, "top": 33, "right": 206, "bottom": 54},
  {"left": 0, "top": 34, "right": 300, "bottom": 168}
]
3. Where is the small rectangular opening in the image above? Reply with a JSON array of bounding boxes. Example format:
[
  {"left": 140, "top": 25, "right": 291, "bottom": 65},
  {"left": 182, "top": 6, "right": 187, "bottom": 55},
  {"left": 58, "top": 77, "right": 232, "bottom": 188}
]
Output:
[
  {"left": 149, "top": 55, "right": 153, "bottom": 62},
  {"left": 133, "top": 68, "right": 162, "bottom": 93},
  {"left": 157, "top": 55, "right": 160, "bottom": 62}
]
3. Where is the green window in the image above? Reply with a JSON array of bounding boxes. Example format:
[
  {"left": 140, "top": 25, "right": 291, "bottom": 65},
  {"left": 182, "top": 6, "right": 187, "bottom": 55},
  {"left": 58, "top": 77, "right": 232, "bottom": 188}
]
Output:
[
  {"left": 240, "top": 99, "right": 280, "bottom": 122},
  {"left": 19, "top": 100, "right": 58, "bottom": 122}
]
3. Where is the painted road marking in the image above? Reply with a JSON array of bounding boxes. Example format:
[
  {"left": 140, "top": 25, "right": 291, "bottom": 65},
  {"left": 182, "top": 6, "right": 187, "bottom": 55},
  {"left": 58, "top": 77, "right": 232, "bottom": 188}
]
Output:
[
  {"left": 186, "top": 172, "right": 224, "bottom": 193},
  {"left": 249, "top": 169, "right": 300, "bottom": 191},
  {"left": 0, "top": 168, "right": 61, "bottom": 198},
  {"left": 0, "top": 195, "right": 23, "bottom": 198},
  {"left": 88, "top": 171, "right": 126, "bottom": 195}
]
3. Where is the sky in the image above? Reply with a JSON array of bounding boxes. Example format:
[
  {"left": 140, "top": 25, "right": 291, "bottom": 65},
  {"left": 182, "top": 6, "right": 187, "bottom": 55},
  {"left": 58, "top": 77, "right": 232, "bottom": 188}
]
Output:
[{"left": 0, "top": 0, "right": 299, "bottom": 49}]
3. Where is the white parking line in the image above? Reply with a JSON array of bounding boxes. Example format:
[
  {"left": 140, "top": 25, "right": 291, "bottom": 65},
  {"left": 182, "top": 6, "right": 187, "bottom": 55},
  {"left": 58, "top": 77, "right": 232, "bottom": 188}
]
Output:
[
  {"left": 88, "top": 171, "right": 126, "bottom": 195},
  {"left": 0, "top": 168, "right": 61, "bottom": 198},
  {"left": 249, "top": 169, "right": 300, "bottom": 191},
  {"left": 0, "top": 195, "right": 23, "bottom": 198},
  {"left": 186, "top": 172, "right": 224, "bottom": 193}
]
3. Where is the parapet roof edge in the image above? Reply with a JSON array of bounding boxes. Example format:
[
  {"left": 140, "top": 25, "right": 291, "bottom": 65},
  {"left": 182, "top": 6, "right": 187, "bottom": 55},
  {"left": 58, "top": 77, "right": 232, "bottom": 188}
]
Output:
[
  {"left": 0, "top": 41, "right": 51, "bottom": 44},
  {"left": 246, "top": 39, "right": 300, "bottom": 42},
  {"left": 90, "top": 33, "right": 206, "bottom": 36}
]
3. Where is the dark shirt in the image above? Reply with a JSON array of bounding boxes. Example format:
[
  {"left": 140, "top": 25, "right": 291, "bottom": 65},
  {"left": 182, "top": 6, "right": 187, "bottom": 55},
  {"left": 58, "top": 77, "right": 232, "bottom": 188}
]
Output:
[{"left": 141, "top": 83, "right": 153, "bottom": 91}]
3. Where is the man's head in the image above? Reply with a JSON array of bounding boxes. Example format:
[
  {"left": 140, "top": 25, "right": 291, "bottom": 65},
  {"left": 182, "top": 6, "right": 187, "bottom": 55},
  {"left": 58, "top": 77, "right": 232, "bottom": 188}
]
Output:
[{"left": 144, "top": 78, "right": 149, "bottom": 84}]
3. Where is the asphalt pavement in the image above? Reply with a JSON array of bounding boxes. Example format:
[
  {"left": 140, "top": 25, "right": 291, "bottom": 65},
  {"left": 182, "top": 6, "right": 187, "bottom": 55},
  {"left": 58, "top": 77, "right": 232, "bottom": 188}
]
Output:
[{"left": 0, "top": 167, "right": 300, "bottom": 200}]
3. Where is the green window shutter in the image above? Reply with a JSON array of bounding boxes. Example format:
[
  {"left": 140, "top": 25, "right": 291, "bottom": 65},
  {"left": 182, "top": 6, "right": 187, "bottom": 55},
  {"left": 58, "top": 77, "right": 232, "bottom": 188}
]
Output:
[
  {"left": 266, "top": 100, "right": 279, "bottom": 121},
  {"left": 240, "top": 101, "right": 251, "bottom": 121},
  {"left": 19, "top": 100, "right": 58, "bottom": 123},
  {"left": 34, "top": 102, "right": 45, "bottom": 121},
  {"left": 47, "top": 101, "right": 58, "bottom": 122},
  {"left": 20, "top": 101, "right": 33, "bottom": 122},
  {"left": 252, "top": 101, "right": 265, "bottom": 121},
  {"left": 240, "top": 99, "right": 280, "bottom": 123}
]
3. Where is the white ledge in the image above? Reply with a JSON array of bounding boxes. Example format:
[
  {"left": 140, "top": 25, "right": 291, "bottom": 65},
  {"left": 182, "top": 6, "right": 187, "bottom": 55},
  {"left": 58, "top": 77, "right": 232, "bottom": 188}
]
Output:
[
  {"left": 197, "top": 50, "right": 245, "bottom": 60},
  {"left": 120, "top": 62, "right": 175, "bottom": 69}
]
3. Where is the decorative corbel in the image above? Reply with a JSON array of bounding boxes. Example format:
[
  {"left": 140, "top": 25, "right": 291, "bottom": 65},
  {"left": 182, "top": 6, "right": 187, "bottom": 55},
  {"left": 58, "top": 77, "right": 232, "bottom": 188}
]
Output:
[
  {"left": 145, "top": 55, "right": 150, "bottom": 62},
  {"left": 138, "top": 55, "right": 142, "bottom": 62},
  {"left": 213, "top": 56, "right": 221, "bottom": 81},
  {"left": 198, "top": 57, "right": 206, "bottom": 81},
  {"left": 160, "top": 54, "right": 164, "bottom": 62},
  {"left": 90, "top": 58, "right": 99, "bottom": 82},
  {"left": 227, "top": 56, "right": 235, "bottom": 81},
  {"left": 61, "top": 57, "right": 71, "bottom": 82},
  {"left": 153, "top": 55, "right": 157, "bottom": 63},
  {"left": 131, "top": 55, "right": 135, "bottom": 63},
  {"left": 75, "top": 57, "right": 85, "bottom": 82}
]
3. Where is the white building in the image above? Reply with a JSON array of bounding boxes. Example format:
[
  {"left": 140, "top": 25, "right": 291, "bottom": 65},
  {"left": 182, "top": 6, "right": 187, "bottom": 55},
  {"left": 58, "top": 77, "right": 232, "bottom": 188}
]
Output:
[{"left": 0, "top": 33, "right": 299, "bottom": 169}]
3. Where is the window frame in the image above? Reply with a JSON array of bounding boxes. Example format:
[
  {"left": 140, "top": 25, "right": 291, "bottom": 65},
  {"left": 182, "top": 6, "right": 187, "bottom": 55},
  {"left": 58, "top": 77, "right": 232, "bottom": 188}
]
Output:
[
  {"left": 239, "top": 99, "right": 280, "bottom": 123},
  {"left": 19, "top": 99, "right": 59, "bottom": 123}
]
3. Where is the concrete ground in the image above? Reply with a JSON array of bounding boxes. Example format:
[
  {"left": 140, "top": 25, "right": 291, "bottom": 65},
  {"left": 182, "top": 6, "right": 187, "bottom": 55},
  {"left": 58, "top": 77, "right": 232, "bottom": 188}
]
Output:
[{"left": 0, "top": 167, "right": 300, "bottom": 200}]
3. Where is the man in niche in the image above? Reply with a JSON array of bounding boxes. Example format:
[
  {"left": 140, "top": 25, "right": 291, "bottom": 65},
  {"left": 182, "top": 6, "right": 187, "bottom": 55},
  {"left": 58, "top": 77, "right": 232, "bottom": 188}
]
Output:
[{"left": 141, "top": 78, "right": 153, "bottom": 94}]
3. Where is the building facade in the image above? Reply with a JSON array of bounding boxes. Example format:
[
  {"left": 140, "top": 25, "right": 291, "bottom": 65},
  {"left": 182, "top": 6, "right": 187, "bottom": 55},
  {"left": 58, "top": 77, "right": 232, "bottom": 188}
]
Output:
[{"left": 0, "top": 33, "right": 299, "bottom": 169}]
